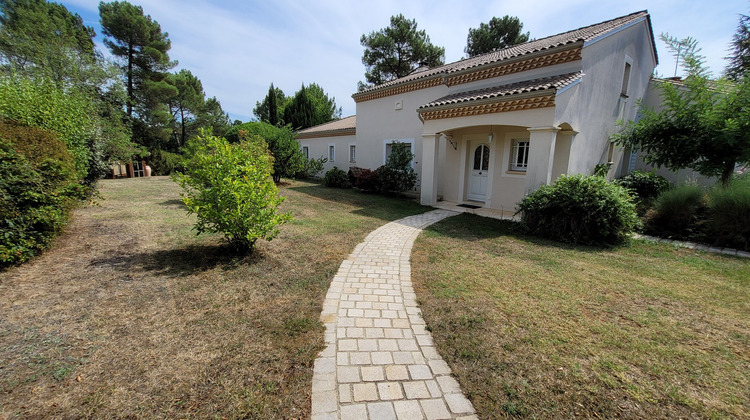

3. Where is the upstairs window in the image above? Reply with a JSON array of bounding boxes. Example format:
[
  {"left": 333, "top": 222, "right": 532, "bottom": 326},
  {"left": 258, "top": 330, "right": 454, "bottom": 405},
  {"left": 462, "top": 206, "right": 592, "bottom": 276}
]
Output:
[
  {"left": 621, "top": 61, "right": 632, "bottom": 97},
  {"left": 349, "top": 144, "right": 356, "bottom": 163},
  {"left": 510, "top": 139, "right": 529, "bottom": 171}
]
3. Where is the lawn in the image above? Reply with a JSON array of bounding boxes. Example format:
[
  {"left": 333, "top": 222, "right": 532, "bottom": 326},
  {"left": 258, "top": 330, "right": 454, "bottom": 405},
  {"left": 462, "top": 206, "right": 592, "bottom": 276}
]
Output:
[
  {"left": 411, "top": 214, "right": 750, "bottom": 418},
  {"left": 0, "top": 177, "right": 427, "bottom": 418}
]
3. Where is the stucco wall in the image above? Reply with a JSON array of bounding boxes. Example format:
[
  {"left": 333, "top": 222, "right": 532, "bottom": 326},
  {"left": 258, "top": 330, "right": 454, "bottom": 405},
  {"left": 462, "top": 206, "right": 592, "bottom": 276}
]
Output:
[
  {"left": 298, "top": 134, "right": 356, "bottom": 176},
  {"left": 556, "top": 19, "right": 657, "bottom": 179}
]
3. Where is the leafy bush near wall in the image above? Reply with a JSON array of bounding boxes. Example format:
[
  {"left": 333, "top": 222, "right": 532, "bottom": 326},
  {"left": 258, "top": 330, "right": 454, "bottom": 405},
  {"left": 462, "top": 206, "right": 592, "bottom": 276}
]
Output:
[
  {"left": 323, "top": 167, "right": 349, "bottom": 188},
  {"left": 296, "top": 156, "right": 327, "bottom": 179},
  {"left": 616, "top": 170, "right": 670, "bottom": 201},
  {"left": 0, "top": 122, "right": 83, "bottom": 267},
  {"left": 149, "top": 148, "right": 184, "bottom": 175},
  {"left": 516, "top": 174, "right": 640, "bottom": 246},
  {"left": 705, "top": 176, "right": 750, "bottom": 250},
  {"left": 174, "top": 132, "right": 291, "bottom": 253},
  {"left": 355, "top": 168, "right": 381, "bottom": 192},
  {"left": 645, "top": 183, "right": 707, "bottom": 239},
  {"left": 378, "top": 142, "right": 416, "bottom": 194}
]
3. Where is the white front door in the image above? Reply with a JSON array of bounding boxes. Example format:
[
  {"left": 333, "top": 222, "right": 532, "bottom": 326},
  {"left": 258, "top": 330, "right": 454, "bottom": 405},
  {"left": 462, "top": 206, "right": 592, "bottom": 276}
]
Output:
[{"left": 467, "top": 142, "right": 490, "bottom": 201}]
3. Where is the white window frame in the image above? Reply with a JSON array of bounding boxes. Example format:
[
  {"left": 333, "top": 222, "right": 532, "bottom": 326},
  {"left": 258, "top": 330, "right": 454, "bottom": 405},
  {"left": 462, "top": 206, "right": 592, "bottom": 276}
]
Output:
[
  {"left": 383, "top": 138, "right": 415, "bottom": 165},
  {"left": 510, "top": 139, "right": 530, "bottom": 172},
  {"left": 621, "top": 55, "right": 633, "bottom": 97},
  {"left": 349, "top": 143, "right": 356, "bottom": 163},
  {"left": 301, "top": 145, "right": 309, "bottom": 159},
  {"left": 328, "top": 144, "right": 335, "bottom": 162}
]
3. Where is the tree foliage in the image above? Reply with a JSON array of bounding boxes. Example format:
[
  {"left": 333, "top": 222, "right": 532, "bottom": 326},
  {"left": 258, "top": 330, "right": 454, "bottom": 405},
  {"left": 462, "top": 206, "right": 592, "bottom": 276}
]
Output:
[
  {"left": 99, "top": 0, "right": 176, "bottom": 119},
  {"left": 167, "top": 69, "right": 204, "bottom": 147},
  {"left": 282, "top": 83, "right": 340, "bottom": 130},
  {"left": 726, "top": 12, "right": 750, "bottom": 80},
  {"left": 254, "top": 83, "right": 286, "bottom": 126},
  {"left": 613, "top": 33, "right": 750, "bottom": 186},
  {"left": 360, "top": 14, "right": 445, "bottom": 86},
  {"left": 465, "top": 15, "right": 529, "bottom": 57},
  {"left": 378, "top": 142, "right": 416, "bottom": 194},
  {"left": 174, "top": 131, "right": 291, "bottom": 253},
  {"left": 225, "top": 121, "right": 305, "bottom": 182}
]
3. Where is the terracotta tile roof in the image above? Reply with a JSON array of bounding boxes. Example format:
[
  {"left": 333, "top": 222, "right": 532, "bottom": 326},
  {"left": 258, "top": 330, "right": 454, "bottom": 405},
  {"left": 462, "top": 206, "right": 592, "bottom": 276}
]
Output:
[
  {"left": 419, "top": 72, "right": 583, "bottom": 111},
  {"left": 296, "top": 115, "right": 356, "bottom": 138},
  {"left": 353, "top": 10, "right": 653, "bottom": 99}
]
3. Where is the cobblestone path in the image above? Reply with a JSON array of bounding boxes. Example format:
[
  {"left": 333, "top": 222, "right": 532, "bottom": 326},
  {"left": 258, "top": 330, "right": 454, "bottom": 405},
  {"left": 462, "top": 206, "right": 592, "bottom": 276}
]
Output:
[{"left": 311, "top": 209, "right": 478, "bottom": 420}]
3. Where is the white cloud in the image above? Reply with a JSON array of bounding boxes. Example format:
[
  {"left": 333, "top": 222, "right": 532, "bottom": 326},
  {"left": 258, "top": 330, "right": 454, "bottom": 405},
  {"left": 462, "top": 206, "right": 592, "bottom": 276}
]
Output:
[{"left": 61, "top": 0, "right": 747, "bottom": 122}]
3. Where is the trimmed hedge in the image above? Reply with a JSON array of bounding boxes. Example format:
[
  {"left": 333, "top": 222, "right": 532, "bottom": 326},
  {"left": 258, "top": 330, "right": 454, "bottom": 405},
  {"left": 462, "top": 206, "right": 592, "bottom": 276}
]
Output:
[
  {"left": 516, "top": 174, "right": 640, "bottom": 246},
  {"left": 324, "top": 167, "right": 349, "bottom": 188}
]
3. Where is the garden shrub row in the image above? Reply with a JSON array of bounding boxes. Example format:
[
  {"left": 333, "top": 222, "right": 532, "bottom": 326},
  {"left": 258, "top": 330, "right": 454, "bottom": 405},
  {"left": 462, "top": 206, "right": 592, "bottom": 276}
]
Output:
[{"left": 324, "top": 142, "right": 417, "bottom": 195}]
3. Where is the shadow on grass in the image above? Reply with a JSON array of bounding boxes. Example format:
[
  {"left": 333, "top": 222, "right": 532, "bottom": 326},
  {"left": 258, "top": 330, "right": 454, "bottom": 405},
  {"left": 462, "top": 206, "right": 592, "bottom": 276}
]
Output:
[
  {"left": 423, "top": 213, "right": 622, "bottom": 253},
  {"left": 157, "top": 199, "right": 186, "bottom": 208},
  {"left": 288, "top": 184, "right": 428, "bottom": 221},
  {"left": 89, "top": 243, "right": 260, "bottom": 278}
]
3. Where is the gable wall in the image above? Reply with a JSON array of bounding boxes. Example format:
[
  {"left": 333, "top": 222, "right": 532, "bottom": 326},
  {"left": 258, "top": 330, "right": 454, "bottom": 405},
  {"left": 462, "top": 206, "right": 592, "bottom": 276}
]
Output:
[{"left": 556, "top": 19, "right": 656, "bottom": 178}]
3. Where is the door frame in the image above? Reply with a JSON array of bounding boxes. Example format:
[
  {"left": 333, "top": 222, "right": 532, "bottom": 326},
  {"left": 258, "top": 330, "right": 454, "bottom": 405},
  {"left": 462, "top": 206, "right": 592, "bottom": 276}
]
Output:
[{"left": 459, "top": 134, "right": 495, "bottom": 205}]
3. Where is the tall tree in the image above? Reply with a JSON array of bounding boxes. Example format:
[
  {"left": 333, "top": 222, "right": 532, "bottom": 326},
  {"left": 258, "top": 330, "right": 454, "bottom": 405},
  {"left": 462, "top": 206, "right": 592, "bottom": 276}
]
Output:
[
  {"left": 0, "top": 0, "right": 102, "bottom": 87},
  {"left": 282, "top": 83, "right": 340, "bottom": 130},
  {"left": 726, "top": 12, "right": 750, "bottom": 80},
  {"left": 254, "top": 83, "right": 286, "bottom": 125},
  {"left": 465, "top": 15, "right": 530, "bottom": 57},
  {"left": 613, "top": 34, "right": 750, "bottom": 186},
  {"left": 360, "top": 14, "right": 445, "bottom": 86},
  {"left": 167, "top": 69, "right": 204, "bottom": 147},
  {"left": 99, "top": 0, "right": 176, "bottom": 119},
  {"left": 195, "top": 96, "right": 230, "bottom": 138}
]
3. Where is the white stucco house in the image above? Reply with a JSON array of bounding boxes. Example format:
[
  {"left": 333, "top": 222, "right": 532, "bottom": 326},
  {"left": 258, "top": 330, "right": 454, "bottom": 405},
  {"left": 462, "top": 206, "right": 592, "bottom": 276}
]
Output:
[{"left": 297, "top": 10, "right": 659, "bottom": 212}]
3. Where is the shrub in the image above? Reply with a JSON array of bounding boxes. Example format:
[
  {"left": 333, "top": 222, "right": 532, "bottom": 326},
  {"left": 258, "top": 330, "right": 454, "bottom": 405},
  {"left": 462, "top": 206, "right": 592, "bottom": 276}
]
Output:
[
  {"left": 226, "top": 122, "right": 305, "bottom": 182},
  {"left": 516, "top": 174, "right": 640, "bottom": 246},
  {"left": 378, "top": 142, "right": 416, "bottom": 194},
  {"left": 705, "top": 175, "right": 750, "bottom": 250},
  {"left": 149, "top": 148, "right": 184, "bottom": 175},
  {"left": 646, "top": 183, "right": 706, "bottom": 238},
  {"left": 174, "top": 132, "right": 291, "bottom": 253},
  {"left": 324, "top": 166, "right": 349, "bottom": 188},
  {"left": 296, "top": 156, "right": 327, "bottom": 179},
  {"left": 616, "top": 170, "right": 670, "bottom": 201},
  {"left": 355, "top": 168, "right": 381, "bottom": 192},
  {"left": 0, "top": 122, "right": 82, "bottom": 267}
]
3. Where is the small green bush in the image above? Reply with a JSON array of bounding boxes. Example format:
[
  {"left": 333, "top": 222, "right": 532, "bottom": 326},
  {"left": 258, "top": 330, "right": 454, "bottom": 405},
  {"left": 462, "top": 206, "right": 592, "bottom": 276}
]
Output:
[
  {"left": 378, "top": 142, "right": 416, "bottom": 194},
  {"left": 706, "top": 175, "right": 750, "bottom": 250},
  {"left": 0, "top": 122, "right": 82, "bottom": 267},
  {"left": 516, "top": 174, "right": 640, "bottom": 246},
  {"left": 149, "top": 148, "right": 184, "bottom": 175},
  {"left": 616, "top": 170, "right": 670, "bottom": 201},
  {"left": 296, "top": 156, "right": 327, "bottom": 179},
  {"left": 646, "top": 183, "right": 706, "bottom": 238},
  {"left": 324, "top": 166, "right": 349, "bottom": 188},
  {"left": 174, "top": 132, "right": 291, "bottom": 253},
  {"left": 355, "top": 168, "right": 381, "bottom": 192}
]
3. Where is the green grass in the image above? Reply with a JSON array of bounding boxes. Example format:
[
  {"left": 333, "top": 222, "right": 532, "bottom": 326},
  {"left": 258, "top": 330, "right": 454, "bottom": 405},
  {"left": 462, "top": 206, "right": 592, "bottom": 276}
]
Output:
[
  {"left": 412, "top": 213, "right": 750, "bottom": 419},
  {"left": 0, "top": 177, "right": 427, "bottom": 418}
]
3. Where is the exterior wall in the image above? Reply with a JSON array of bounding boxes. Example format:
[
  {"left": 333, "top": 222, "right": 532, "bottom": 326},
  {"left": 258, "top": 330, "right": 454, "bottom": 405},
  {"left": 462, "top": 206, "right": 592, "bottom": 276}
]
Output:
[
  {"left": 298, "top": 134, "right": 356, "bottom": 175},
  {"left": 355, "top": 85, "right": 450, "bottom": 193},
  {"left": 556, "top": 19, "right": 657, "bottom": 179}
]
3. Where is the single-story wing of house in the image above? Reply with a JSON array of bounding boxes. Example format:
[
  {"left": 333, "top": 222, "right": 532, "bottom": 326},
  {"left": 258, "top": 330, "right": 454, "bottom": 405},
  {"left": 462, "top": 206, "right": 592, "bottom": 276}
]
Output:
[{"left": 297, "top": 10, "right": 664, "bottom": 212}]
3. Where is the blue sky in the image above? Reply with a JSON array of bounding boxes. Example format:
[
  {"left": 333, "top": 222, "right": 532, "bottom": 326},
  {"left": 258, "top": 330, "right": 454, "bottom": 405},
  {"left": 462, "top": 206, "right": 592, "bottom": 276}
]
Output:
[{"left": 60, "top": 0, "right": 746, "bottom": 123}]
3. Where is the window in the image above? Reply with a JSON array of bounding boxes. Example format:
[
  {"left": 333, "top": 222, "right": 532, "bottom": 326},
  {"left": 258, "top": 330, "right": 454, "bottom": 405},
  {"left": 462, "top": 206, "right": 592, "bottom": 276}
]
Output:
[
  {"left": 328, "top": 145, "right": 335, "bottom": 162},
  {"left": 607, "top": 142, "right": 615, "bottom": 164},
  {"left": 384, "top": 140, "right": 414, "bottom": 164},
  {"left": 349, "top": 144, "right": 356, "bottom": 163},
  {"left": 473, "top": 145, "right": 489, "bottom": 171},
  {"left": 302, "top": 146, "right": 309, "bottom": 159},
  {"left": 510, "top": 139, "right": 529, "bottom": 171},
  {"left": 621, "top": 61, "right": 632, "bottom": 97}
]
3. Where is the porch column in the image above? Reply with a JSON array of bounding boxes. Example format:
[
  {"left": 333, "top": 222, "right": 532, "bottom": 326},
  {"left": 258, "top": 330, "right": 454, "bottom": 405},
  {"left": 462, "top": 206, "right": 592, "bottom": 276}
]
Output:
[
  {"left": 420, "top": 133, "right": 440, "bottom": 206},
  {"left": 525, "top": 126, "right": 560, "bottom": 194}
]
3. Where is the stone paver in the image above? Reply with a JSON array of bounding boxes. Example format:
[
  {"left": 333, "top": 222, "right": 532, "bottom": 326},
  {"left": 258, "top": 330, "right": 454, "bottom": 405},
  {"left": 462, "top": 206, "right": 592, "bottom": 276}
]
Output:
[{"left": 312, "top": 209, "right": 478, "bottom": 419}]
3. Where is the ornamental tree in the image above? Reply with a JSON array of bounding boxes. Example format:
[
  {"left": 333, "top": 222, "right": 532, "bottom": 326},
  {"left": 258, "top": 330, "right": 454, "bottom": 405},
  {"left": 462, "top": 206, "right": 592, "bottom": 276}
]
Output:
[
  {"left": 174, "top": 131, "right": 291, "bottom": 253},
  {"left": 613, "top": 33, "right": 750, "bottom": 187}
]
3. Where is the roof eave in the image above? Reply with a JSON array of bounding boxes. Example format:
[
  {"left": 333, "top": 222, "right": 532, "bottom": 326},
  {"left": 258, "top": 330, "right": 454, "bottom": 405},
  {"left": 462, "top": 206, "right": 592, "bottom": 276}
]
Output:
[{"left": 417, "top": 89, "right": 556, "bottom": 114}]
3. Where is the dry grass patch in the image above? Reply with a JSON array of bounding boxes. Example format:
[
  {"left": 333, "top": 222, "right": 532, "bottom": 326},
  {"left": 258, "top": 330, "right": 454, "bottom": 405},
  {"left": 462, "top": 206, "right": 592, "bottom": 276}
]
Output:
[
  {"left": 0, "top": 177, "right": 426, "bottom": 418},
  {"left": 412, "top": 214, "right": 749, "bottom": 418}
]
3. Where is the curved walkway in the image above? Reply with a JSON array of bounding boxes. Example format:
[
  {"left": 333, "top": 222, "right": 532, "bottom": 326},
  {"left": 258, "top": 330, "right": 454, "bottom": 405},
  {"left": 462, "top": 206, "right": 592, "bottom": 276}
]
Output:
[{"left": 311, "top": 209, "right": 477, "bottom": 420}]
